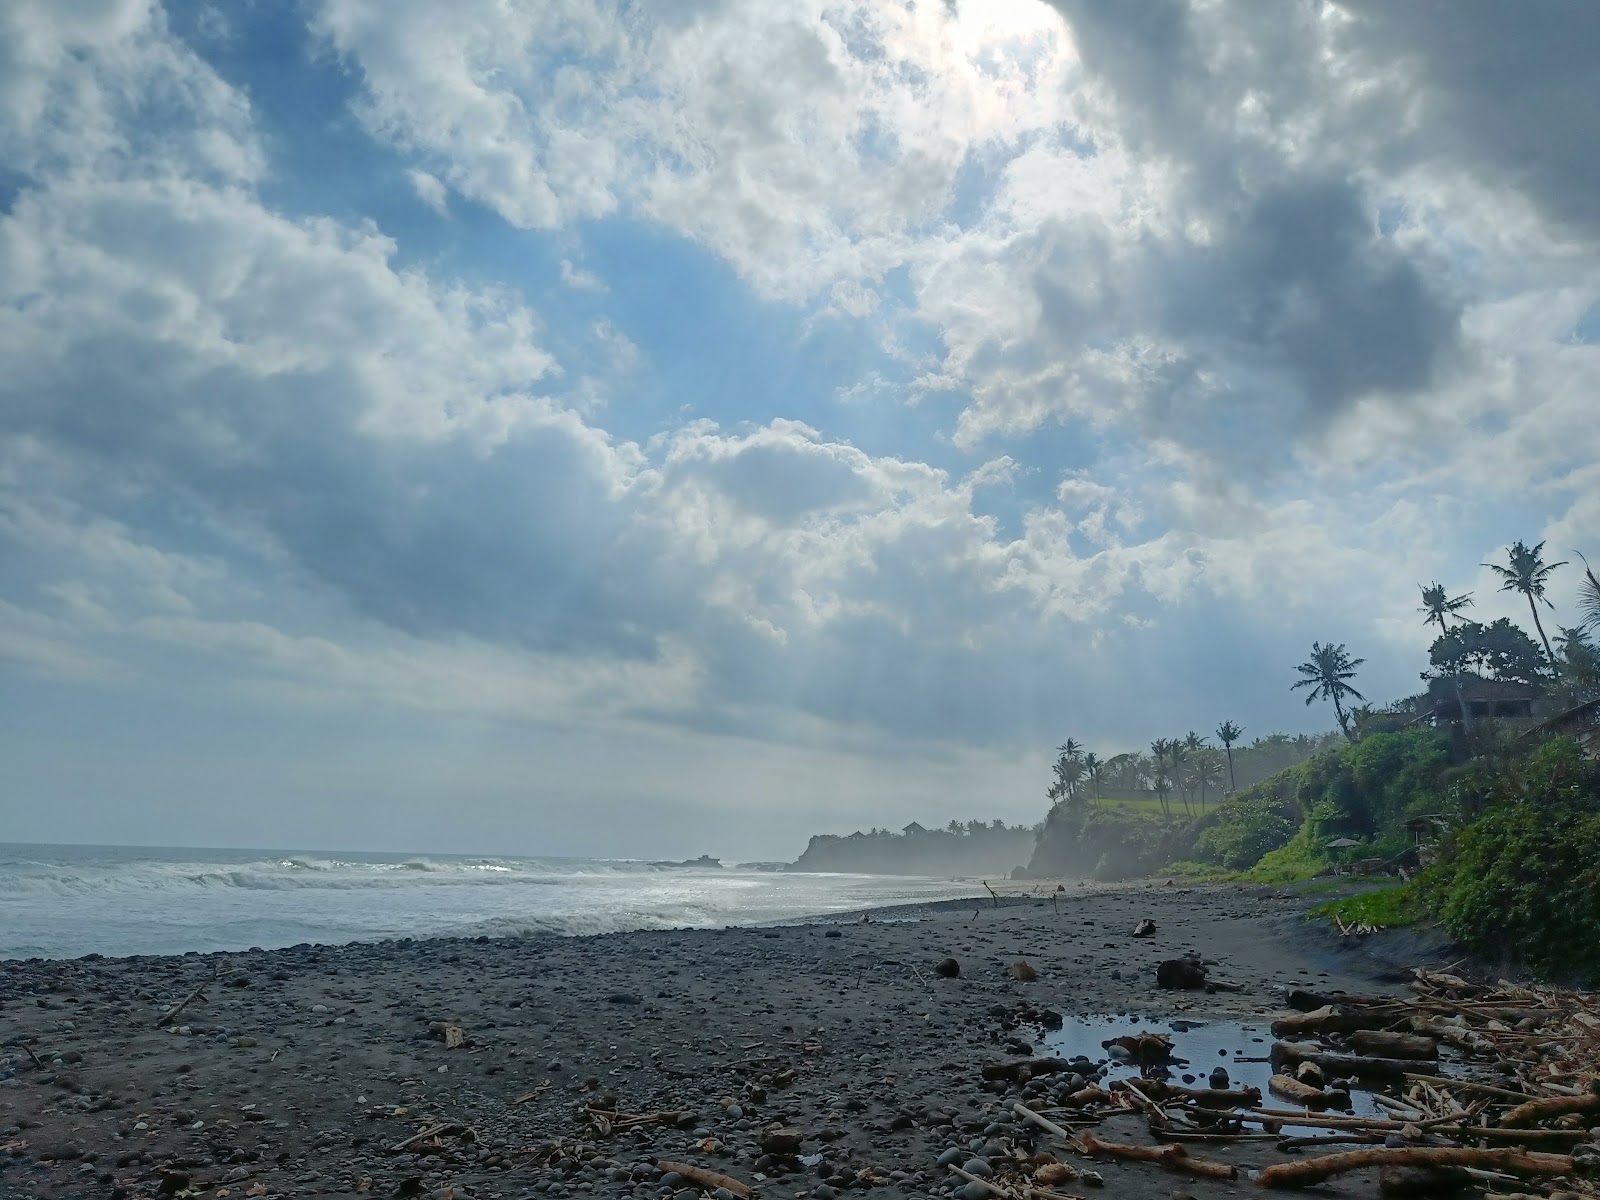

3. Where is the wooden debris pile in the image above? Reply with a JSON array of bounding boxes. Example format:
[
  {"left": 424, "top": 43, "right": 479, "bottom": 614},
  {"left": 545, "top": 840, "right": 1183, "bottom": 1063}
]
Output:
[{"left": 956, "top": 967, "right": 1600, "bottom": 1194}]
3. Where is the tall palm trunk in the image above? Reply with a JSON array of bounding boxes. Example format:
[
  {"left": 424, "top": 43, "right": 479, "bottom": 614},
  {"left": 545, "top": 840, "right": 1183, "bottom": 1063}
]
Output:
[
  {"left": 1333, "top": 694, "right": 1353, "bottom": 741},
  {"left": 1527, "top": 594, "right": 1556, "bottom": 664},
  {"left": 1224, "top": 747, "right": 1236, "bottom": 792}
]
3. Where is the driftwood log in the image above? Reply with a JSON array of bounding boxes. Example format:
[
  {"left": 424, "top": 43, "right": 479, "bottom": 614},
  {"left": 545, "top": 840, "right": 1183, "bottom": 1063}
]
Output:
[
  {"left": 1271, "top": 1004, "right": 1403, "bottom": 1038},
  {"left": 658, "top": 1160, "right": 755, "bottom": 1200},
  {"left": 1287, "top": 989, "right": 1393, "bottom": 1012},
  {"left": 1350, "top": 1030, "right": 1439, "bottom": 1059},
  {"left": 1268, "top": 1074, "right": 1332, "bottom": 1107},
  {"left": 1270, "top": 1040, "right": 1417, "bottom": 1080},
  {"left": 1130, "top": 1078, "right": 1262, "bottom": 1108},
  {"left": 1079, "top": 1132, "right": 1237, "bottom": 1179},
  {"left": 981, "top": 1057, "right": 1075, "bottom": 1081},
  {"left": 1498, "top": 1090, "right": 1600, "bottom": 1128},
  {"left": 1255, "top": 1147, "right": 1575, "bottom": 1190}
]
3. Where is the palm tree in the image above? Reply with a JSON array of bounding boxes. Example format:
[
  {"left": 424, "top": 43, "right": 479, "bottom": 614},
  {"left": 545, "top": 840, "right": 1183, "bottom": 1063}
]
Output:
[
  {"left": 1166, "top": 739, "right": 1192, "bottom": 816},
  {"left": 1484, "top": 541, "right": 1565, "bottom": 662},
  {"left": 1576, "top": 552, "right": 1600, "bottom": 635},
  {"left": 1148, "top": 739, "right": 1173, "bottom": 818},
  {"left": 1292, "top": 641, "right": 1366, "bottom": 741},
  {"left": 1047, "top": 743, "right": 1085, "bottom": 807},
  {"left": 1215, "top": 720, "right": 1243, "bottom": 792},
  {"left": 1420, "top": 582, "right": 1475, "bottom": 733},
  {"left": 1192, "top": 751, "right": 1224, "bottom": 813},
  {"left": 1082, "top": 751, "right": 1104, "bottom": 801}
]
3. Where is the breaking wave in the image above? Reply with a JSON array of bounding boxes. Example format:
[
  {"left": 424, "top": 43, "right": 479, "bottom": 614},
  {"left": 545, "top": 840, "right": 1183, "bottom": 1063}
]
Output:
[{"left": 0, "top": 844, "right": 984, "bottom": 959}]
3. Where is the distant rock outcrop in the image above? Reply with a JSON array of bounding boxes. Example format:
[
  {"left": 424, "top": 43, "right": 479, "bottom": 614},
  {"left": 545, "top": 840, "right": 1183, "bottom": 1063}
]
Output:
[{"left": 786, "top": 821, "right": 1035, "bottom": 877}]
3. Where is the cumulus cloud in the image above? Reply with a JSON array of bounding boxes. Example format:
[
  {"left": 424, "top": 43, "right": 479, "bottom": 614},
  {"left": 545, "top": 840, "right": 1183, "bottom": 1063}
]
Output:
[{"left": 3, "top": 0, "right": 1599, "bottom": 785}]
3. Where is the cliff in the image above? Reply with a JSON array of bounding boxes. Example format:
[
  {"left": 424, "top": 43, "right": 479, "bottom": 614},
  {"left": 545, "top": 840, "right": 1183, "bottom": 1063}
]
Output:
[{"left": 787, "top": 822, "right": 1035, "bottom": 877}]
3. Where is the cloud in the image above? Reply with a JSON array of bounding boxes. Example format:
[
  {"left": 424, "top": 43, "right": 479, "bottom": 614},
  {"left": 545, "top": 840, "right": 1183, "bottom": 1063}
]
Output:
[
  {"left": 3, "top": 0, "right": 1599, "bottom": 788},
  {"left": 406, "top": 167, "right": 448, "bottom": 215}
]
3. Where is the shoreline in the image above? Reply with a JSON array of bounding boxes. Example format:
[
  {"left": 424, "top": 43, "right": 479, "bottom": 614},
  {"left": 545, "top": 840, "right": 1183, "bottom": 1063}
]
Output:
[{"left": 0, "top": 879, "right": 1433, "bottom": 1200}]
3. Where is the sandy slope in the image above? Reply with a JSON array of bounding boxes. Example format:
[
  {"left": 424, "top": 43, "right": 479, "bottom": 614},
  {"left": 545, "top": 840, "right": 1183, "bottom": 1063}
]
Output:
[{"left": 0, "top": 882, "right": 1428, "bottom": 1199}]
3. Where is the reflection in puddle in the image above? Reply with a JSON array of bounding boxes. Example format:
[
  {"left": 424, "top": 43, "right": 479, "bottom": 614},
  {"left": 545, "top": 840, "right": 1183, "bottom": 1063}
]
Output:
[{"left": 1042, "top": 1015, "right": 1390, "bottom": 1123}]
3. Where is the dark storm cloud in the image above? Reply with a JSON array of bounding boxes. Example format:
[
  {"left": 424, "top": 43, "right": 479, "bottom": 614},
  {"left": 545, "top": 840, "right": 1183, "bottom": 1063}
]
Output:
[
  {"left": 1169, "top": 177, "right": 1460, "bottom": 410},
  {"left": 1335, "top": 0, "right": 1600, "bottom": 240},
  {"left": 1042, "top": 0, "right": 1466, "bottom": 426}
]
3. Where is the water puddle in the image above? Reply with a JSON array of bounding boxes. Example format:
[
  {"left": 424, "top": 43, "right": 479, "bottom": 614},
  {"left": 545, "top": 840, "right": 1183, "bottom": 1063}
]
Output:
[{"left": 1042, "top": 1015, "right": 1392, "bottom": 1123}]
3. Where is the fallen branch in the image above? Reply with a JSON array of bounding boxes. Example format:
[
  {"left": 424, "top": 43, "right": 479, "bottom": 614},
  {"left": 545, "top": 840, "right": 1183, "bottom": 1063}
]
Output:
[
  {"left": 1255, "top": 1146, "right": 1575, "bottom": 1190},
  {"left": 1270, "top": 1040, "right": 1418, "bottom": 1080},
  {"left": 1130, "top": 1079, "right": 1262, "bottom": 1108},
  {"left": 1499, "top": 1090, "right": 1600, "bottom": 1129},
  {"left": 1350, "top": 1030, "right": 1439, "bottom": 1060},
  {"left": 658, "top": 1160, "right": 755, "bottom": 1200},
  {"left": 156, "top": 963, "right": 222, "bottom": 1027},
  {"left": 1012, "top": 1102, "right": 1088, "bottom": 1155},
  {"left": 391, "top": 1122, "right": 468, "bottom": 1153},
  {"left": 1402, "top": 1073, "right": 1533, "bottom": 1102},
  {"left": 1079, "top": 1131, "right": 1237, "bottom": 1180}
]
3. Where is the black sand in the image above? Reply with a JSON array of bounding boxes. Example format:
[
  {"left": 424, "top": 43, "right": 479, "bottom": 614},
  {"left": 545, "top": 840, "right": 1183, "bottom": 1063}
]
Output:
[{"left": 0, "top": 882, "right": 1428, "bottom": 1199}]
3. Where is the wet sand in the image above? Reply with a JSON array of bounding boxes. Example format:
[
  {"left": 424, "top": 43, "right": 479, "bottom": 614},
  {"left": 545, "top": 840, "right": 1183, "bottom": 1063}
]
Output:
[{"left": 0, "top": 881, "right": 1432, "bottom": 1199}]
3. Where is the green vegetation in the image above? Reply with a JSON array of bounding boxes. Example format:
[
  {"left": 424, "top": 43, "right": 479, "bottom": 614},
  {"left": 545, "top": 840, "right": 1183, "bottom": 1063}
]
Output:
[
  {"left": 1022, "top": 536, "right": 1600, "bottom": 982},
  {"left": 1420, "top": 738, "right": 1600, "bottom": 982},
  {"left": 1312, "top": 884, "right": 1423, "bottom": 929}
]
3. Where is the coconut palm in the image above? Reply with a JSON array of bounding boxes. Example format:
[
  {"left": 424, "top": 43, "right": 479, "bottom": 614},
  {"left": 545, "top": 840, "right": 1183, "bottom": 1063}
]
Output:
[
  {"left": 1192, "top": 750, "right": 1224, "bottom": 813},
  {"left": 1484, "top": 540, "right": 1565, "bottom": 662},
  {"left": 1082, "top": 751, "right": 1104, "bottom": 801},
  {"left": 1291, "top": 642, "right": 1366, "bottom": 741},
  {"left": 1047, "top": 742, "right": 1085, "bottom": 807},
  {"left": 1148, "top": 738, "right": 1173, "bottom": 818},
  {"left": 1420, "top": 582, "right": 1475, "bottom": 732},
  {"left": 1215, "top": 720, "right": 1243, "bottom": 792},
  {"left": 1576, "top": 552, "right": 1600, "bottom": 635}
]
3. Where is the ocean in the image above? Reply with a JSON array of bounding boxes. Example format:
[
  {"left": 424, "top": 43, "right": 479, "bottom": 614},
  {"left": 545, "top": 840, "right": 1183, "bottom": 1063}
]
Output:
[{"left": 0, "top": 843, "right": 986, "bottom": 960}]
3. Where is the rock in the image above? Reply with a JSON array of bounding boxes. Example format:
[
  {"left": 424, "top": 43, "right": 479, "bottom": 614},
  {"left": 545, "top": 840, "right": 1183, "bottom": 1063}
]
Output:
[
  {"left": 1155, "top": 957, "right": 1207, "bottom": 990},
  {"left": 958, "top": 1182, "right": 991, "bottom": 1200},
  {"left": 1132, "top": 919, "right": 1156, "bottom": 937},
  {"left": 962, "top": 1158, "right": 991, "bottom": 1177},
  {"left": 606, "top": 994, "right": 642, "bottom": 1005},
  {"left": 936, "top": 1148, "right": 964, "bottom": 1167},
  {"left": 1208, "top": 1067, "right": 1229, "bottom": 1089},
  {"left": 824, "top": 931, "right": 842, "bottom": 939},
  {"left": 935, "top": 958, "right": 961, "bottom": 979},
  {"left": 760, "top": 1127, "right": 804, "bottom": 1154},
  {"left": 1011, "top": 960, "right": 1036, "bottom": 982}
]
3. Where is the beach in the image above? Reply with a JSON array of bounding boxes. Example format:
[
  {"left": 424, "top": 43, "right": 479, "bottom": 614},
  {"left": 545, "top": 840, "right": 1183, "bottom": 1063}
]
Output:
[{"left": 0, "top": 880, "right": 1432, "bottom": 1200}]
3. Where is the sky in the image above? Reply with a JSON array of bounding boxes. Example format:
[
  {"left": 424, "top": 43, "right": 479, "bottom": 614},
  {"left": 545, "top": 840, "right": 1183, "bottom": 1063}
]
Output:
[{"left": 2, "top": 0, "right": 1598, "bottom": 861}]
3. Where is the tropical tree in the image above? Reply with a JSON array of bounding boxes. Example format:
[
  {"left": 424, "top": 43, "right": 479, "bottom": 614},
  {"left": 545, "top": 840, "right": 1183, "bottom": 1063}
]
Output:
[
  {"left": 1577, "top": 552, "right": 1600, "bottom": 635},
  {"left": 1047, "top": 742, "right": 1086, "bottom": 808},
  {"left": 1484, "top": 540, "right": 1565, "bottom": 662},
  {"left": 1420, "top": 582, "right": 1475, "bottom": 733},
  {"left": 1192, "top": 750, "right": 1224, "bottom": 813},
  {"left": 1082, "top": 751, "right": 1104, "bottom": 801},
  {"left": 1292, "top": 641, "right": 1366, "bottom": 741},
  {"left": 1148, "top": 738, "right": 1173, "bottom": 818},
  {"left": 1215, "top": 720, "right": 1243, "bottom": 792}
]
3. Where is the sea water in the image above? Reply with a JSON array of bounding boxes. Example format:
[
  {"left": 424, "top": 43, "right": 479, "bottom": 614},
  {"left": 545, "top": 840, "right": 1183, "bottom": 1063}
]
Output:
[{"left": 0, "top": 843, "right": 984, "bottom": 960}]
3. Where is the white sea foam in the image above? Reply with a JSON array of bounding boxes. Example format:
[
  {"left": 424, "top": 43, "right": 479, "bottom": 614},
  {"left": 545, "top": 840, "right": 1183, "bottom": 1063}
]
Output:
[{"left": 0, "top": 844, "right": 982, "bottom": 959}]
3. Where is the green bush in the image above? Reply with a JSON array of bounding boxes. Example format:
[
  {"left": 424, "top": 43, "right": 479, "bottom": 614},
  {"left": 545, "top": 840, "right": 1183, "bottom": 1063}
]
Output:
[
  {"left": 1194, "top": 776, "right": 1298, "bottom": 870},
  {"left": 1293, "top": 729, "right": 1452, "bottom": 838},
  {"left": 1312, "top": 884, "right": 1422, "bottom": 929},
  {"left": 1243, "top": 825, "right": 1332, "bottom": 883},
  {"left": 1420, "top": 738, "right": 1600, "bottom": 982}
]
